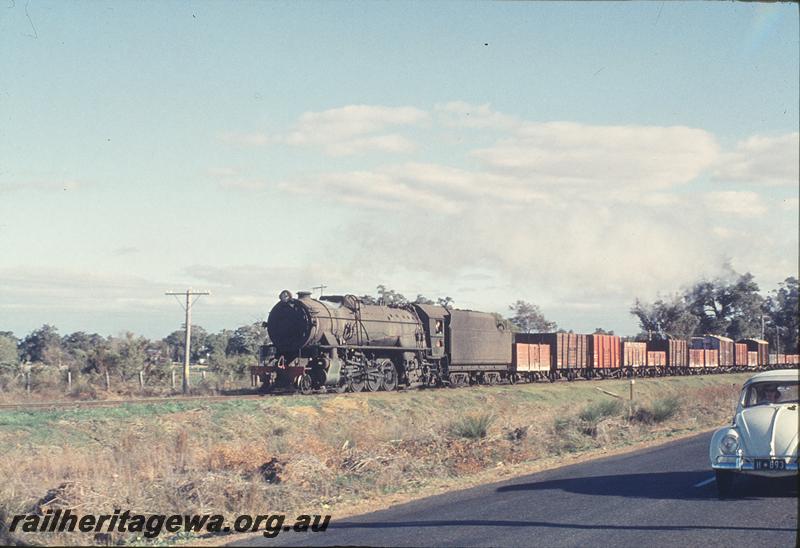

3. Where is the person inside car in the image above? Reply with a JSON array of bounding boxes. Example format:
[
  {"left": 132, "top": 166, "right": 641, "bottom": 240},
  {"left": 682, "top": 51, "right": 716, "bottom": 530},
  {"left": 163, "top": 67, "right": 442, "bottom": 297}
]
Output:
[{"left": 757, "top": 384, "right": 781, "bottom": 404}]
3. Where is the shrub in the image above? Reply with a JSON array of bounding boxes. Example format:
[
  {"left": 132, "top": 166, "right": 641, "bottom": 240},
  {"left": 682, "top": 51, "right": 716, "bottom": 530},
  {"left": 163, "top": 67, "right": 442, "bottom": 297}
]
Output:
[
  {"left": 579, "top": 399, "right": 623, "bottom": 424},
  {"left": 449, "top": 413, "right": 494, "bottom": 440},
  {"left": 631, "top": 396, "right": 681, "bottom": 424}
]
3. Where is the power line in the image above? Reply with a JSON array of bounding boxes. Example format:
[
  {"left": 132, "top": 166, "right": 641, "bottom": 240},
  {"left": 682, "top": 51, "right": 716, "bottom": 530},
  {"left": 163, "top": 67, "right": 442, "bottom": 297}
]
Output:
[{"left": 165, "top": 288, "right": 210, "bottom": 394}]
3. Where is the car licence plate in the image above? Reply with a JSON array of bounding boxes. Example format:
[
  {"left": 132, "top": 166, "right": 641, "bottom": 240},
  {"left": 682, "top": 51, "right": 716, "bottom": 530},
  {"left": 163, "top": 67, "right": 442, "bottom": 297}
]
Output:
[{"left": 754, "top": 459, "right": 786, "bottom": 471}]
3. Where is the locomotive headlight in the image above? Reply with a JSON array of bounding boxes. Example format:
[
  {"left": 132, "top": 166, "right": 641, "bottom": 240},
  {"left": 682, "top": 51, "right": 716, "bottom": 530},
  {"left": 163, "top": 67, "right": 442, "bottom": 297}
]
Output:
[
  {"left": 279, "top": 290, "right": 293, "bottom": 303},
  {"left": 720, "top": 433, "right": 739, "bottom": 455}
]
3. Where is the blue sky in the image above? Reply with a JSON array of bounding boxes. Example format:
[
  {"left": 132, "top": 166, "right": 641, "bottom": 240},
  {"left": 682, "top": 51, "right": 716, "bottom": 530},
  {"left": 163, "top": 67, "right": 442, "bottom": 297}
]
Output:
[{"left": 1, "top": 1, "right": 798, "bottom": 339}]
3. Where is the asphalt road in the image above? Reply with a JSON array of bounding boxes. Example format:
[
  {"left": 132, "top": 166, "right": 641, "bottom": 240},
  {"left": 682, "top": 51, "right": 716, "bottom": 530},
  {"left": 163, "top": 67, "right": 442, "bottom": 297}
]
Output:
[{"left": 233, "top": 432, "right": 798, "bottom": 547}]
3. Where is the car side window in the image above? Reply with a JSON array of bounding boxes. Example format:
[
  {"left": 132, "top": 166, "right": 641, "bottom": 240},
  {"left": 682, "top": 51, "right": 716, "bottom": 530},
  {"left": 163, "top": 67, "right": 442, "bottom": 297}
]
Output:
[{"left": 743, "top": 382, "right": 799, "bottom": 407}]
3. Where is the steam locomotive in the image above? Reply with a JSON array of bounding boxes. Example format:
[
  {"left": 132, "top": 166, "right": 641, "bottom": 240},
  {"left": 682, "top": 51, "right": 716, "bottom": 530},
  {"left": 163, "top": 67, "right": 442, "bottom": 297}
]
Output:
[
  {"left": 250, "top": 290, "right": 798, "bottom": 394},
  {"left": 252, "top": 290, "right": 510, "bottom": 393}
]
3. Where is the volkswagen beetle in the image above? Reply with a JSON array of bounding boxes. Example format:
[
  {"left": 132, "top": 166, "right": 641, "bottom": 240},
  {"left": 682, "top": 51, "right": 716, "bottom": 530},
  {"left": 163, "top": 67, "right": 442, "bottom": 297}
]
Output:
[{"left": 709, "top": 369, "right": 799, "bottom": 497}]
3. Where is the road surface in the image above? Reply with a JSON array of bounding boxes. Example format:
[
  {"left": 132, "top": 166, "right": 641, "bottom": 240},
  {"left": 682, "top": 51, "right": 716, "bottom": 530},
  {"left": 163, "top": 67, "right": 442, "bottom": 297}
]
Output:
[{"left": 233, "top": 431, "right": 798, "bottom": 547}]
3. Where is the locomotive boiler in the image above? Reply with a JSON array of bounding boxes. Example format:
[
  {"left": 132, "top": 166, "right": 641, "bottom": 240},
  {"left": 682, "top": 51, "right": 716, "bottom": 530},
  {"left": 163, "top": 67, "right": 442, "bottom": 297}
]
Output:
[{"left": 252, "top": 290, "right": 512, "bottom": 393}]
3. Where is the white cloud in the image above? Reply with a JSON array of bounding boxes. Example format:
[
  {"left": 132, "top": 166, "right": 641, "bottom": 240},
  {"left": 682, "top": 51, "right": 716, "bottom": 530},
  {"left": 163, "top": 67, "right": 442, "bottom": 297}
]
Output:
[
  {"left": 473, "top": 122, "right": 721, "bottom": 189},
  {"left": 713, "top": 132, "right": 799, "bottom": 186},
  {"left": 284, "top": 104, "right": 428, "bottom": 156},
  {"left": 435, "top": 101, "right": 519, "bottom": 130},
  {"left": 324, "top": 134, "right": 417, "bottom": 156},
  {"left": 273, "top": 162, "right": 551, "bottom": 214},
  {"left": 705, "top": 191, "right": 767, "bottom": 217}
]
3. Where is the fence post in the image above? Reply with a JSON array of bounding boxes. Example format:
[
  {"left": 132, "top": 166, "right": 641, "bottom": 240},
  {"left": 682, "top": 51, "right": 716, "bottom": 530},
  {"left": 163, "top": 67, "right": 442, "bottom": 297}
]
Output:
[
  {"left": 67, "top": 370, "right": 72, "bottom": 391},
  {"left": 25, "top": 371, "right": 31, "bottom": 394},
  {"left": 139, "top": 370, "right": 144, "bottom": 390},
  {"left": 105, "top": 370, "right": 110, "bottom": 391},
  {"left": 171, "top": 370, "right": 176, "bottom": 390},
  {"left": 201, "top": 370, "right": 206, "bottom": 381}
]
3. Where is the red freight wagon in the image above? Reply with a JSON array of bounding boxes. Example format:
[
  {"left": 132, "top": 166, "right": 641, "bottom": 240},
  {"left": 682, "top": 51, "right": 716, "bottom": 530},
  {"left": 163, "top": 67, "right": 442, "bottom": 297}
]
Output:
[
  {"left": 588, "top": 334, "right": 621, "bottom": 369},
  {"left": 512, "top": 343, "right": 551, "bottom": 373},
  {"left": 622, "top": 341, "right": 647, "bottom": 367},
  {"left": 647, "top": 351, "right": 667, "bottom": 367},
  {"left": 689, "top": 349, "right": 705, "bottom": 368},
  {"left": 648, "top": 338, "right": 689, "bottom": 369},
  {"left": 689, "top": 348, "right": 718, "bottom": 368},
  {"left": 693, "top": 335, "right": 732, "bottom": 367},
  {"left": 734, "top": 343, "right": 748, "bottom": 367},
  {"left": 740, "top": 339, "right": 769, "bottom": 366},
  {"left": 518, "top": 333, "right": 588, "bottom": 371}
]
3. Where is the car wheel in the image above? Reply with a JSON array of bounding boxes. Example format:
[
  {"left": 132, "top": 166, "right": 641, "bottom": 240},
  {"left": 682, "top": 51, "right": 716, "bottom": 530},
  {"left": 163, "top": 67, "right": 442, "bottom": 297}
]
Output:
[{"left": 715, "top": 470, "right": 735, "bottom": 498}]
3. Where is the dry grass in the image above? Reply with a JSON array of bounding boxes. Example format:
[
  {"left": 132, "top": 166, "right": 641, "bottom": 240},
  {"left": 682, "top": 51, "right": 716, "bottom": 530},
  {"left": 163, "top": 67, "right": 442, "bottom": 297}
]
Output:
[{"left": 0, "top": 374, "right": 749, "bottom": 545}]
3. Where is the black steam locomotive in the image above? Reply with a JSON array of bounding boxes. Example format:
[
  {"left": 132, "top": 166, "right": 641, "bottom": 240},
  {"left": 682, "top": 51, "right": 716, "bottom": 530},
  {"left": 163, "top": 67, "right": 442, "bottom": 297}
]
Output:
[{"left": 251, "top": 290, "right": 511, "bottom": 393}]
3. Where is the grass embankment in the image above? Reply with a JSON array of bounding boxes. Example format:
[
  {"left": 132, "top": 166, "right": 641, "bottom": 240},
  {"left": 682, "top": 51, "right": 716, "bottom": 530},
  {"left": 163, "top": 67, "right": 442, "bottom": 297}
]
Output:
[{"left": 0, "top": 374, "right": 751, "bottom": 545}]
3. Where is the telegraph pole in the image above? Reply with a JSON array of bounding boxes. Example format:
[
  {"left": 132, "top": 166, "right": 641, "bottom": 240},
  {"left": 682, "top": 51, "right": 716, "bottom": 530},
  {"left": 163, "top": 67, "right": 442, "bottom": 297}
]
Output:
[{"left": 165, "top": 288, "right": 210, "bottom": 394}]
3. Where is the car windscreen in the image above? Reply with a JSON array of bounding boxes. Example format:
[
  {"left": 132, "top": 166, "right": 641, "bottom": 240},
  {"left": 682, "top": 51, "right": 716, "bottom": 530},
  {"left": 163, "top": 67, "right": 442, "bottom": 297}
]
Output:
[{"left": 742, "top": 381, "right": 799, "bottom": 407}]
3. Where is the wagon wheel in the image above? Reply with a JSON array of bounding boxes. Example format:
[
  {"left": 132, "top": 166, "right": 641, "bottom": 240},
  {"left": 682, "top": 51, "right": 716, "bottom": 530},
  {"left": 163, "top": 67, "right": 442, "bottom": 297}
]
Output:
[
  {"left": 365, "top": 363, "right": 383, "bottom": 392},
  {"left": 380, "top": 360, "right": 398, "bottom": 391},
  {"left": 508, "top": 373, "right": 517, "bottom": 385},
  {"left": 296, "top": 373, "right": 313, "bottom": 395},
  {"left": 334, "top": 380, "right": 348, "bottom": 393}
]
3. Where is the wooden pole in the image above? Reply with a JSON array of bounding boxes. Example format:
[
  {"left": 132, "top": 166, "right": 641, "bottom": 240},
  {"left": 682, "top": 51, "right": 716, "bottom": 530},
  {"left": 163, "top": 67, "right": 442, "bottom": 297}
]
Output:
[
  {"left": 139, "top": 370, "right": 144, "bottom": 390},
  {"left": 171, "top": 369, "right": 176, "bottom": 389},
  {"left": 166, "top": 289, "right": 209, "bottom": 395},
  {"left": 105, "top": 370, "right": 110, "bottom": 391},
  {"left": 67, "top": 370, "right": 72, "bottom": 391},
  {"left": 25, "top": 371, "right": 30, "bottom": 394}
]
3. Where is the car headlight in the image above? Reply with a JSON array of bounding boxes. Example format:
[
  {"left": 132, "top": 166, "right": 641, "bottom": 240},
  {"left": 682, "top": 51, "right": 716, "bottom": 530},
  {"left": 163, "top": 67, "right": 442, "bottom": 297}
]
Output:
[{"left": 720, "top": 433, "right": 739, "bottom": 455}]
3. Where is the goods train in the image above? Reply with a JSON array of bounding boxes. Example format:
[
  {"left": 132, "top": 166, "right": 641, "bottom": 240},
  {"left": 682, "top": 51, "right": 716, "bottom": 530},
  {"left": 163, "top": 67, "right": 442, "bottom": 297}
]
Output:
[{"left": 250, "top": 290, "right": 799, "bottom": 394}]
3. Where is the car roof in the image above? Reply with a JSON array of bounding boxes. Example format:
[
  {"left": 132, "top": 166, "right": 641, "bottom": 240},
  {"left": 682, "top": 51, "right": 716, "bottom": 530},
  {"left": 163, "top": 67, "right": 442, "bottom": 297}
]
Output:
[{"left": 743, "top": 369, "right": 800, "bottom": 385}]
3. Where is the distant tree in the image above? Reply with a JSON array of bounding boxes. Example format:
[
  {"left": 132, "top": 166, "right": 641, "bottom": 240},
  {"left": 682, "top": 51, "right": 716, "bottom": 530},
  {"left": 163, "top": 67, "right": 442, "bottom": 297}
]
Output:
[
  {"left": 376, "top": 285, "right": 407, "bottom": 306},
  {"left": 685, "top": 272, "right": 764, "bottom": 338},
  {"left": 508, "top": 300, "right": 557, "bottom": 333},
  {"left": 19, "top": 325, "right": 62, "bottom": 364},
  {"left": 226, "top": 323, "right": 269, "bottom": 356},
  {"left": 413, "top": 294, "right": 435, "bottom": 305},
  {"left": 630, "top": 295, "right": 698, "bottom": 340},
  {"left": 593, "top": 328, "right": 615, "bottom": 335},
  {"left": 62, "top": 331, "right": 106, "bottom": 370},
  {"left": 163, "top": 326, "right": 208, "bottom": 362},
  {"left": 765, "top": 277, "right": 799, "bottom": 353}
]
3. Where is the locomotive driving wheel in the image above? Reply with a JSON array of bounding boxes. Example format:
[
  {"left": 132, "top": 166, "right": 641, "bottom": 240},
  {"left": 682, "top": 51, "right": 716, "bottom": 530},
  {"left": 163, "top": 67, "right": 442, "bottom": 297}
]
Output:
[
  {"left": 380, "top": 359, "right": 398, "bottom": 391},
  {"left": 296, "top": 373, "right": 313, "bottom": 395},
  {"left": 347, "top": 368, "right": 365, "bottom": 392},
  {"left": 365, "top": 362, "right": 384, "bottom": 392}
]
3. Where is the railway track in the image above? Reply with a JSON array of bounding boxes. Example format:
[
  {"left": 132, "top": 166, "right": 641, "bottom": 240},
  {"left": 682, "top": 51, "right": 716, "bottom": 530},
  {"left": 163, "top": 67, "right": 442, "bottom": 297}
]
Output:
[{"left": 0, "top": 393, "right": 268, "bottom": 412}]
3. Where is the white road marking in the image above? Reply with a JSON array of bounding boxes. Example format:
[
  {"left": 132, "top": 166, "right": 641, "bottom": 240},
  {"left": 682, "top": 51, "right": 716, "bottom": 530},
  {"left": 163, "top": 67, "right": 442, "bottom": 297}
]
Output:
[{"left": 694, "top": 476, "right": 716, "bottom": 488}]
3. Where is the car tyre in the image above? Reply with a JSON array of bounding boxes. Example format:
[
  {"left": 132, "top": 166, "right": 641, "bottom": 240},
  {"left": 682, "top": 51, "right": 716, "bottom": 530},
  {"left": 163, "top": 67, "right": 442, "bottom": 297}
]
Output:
[{"left": 715, "top": 470, "right": 735, "bottom": 498}]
